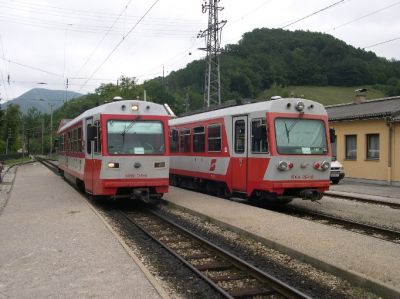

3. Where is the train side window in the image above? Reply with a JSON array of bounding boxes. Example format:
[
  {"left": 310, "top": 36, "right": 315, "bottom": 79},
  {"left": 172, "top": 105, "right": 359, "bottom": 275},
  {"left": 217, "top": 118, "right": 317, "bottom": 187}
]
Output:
[
  {"left": 251, "top": 119, "right": 268, "bottom": 153},
  {"left": 170, "top": 129, "right": 179, "bottom": 153},
  {"left": 235, "top": 120, "right": 245, "bottom": 153},
  {"left": 73, "top": 129, "right": 78, "bottom": 152},
  {"left": 193, "top": 126, "right": 205, "bottom": 153},
  {"left": 67, "top": 131, "right": 72, "bottom": 152},
  {"left": 208, "top": 124, "right": 221, "bottom": 152},
  {"left": 78, "top": 127, "right": 82, "bottom": 152},
  {"left": 94, "top": 121, "right": 101, "bottom": 154},
  {"left": 180, "top": 128, "right": 191, "bottom": 152}
]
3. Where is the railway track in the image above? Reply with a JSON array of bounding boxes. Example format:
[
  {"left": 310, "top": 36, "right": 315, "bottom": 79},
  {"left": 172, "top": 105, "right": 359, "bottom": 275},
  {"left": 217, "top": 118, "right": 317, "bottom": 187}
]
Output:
[
  {"left": 35, "top": 156, "right": 59, "bottom": 173},
  {"left": 325, "top": 192, "right": 400, "bottom": 209},
  {"left": 281, "top": 206, "right": 400, "bottom": 244},
  {"left": 120, "top": 208, "right": 310, "bottom": 299}
]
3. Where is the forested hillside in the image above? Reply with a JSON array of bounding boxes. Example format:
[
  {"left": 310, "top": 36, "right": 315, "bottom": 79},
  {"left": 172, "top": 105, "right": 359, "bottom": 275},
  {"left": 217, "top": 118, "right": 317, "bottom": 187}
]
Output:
[{"left": 166, "top": 28, "right": 400, "bottom": 108}]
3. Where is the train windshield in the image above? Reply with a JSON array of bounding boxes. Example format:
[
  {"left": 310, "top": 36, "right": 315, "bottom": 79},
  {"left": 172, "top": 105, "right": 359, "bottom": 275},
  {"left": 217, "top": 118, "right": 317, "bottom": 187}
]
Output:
[
  {"left": 274, "top": 118, "right": 327, "bottom": 155},
  {"left": 107, "top": 120, "right": 165, "bottom": 155}
]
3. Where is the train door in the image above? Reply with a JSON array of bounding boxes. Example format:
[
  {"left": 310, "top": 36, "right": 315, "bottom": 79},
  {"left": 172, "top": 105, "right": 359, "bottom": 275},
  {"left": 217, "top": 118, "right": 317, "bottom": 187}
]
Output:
[
  {"left": 84, "top": 117, "right": 95, "bottom": 193},
  {"left": 231, "top": 116, "right": 248, "bottom": 192}
]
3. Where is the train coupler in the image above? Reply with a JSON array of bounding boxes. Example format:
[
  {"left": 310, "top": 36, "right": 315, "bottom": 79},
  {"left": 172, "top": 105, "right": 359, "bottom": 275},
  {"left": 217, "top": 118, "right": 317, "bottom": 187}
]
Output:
[{"left": 299, "top": 189, "right": 323, "bottom": 201}]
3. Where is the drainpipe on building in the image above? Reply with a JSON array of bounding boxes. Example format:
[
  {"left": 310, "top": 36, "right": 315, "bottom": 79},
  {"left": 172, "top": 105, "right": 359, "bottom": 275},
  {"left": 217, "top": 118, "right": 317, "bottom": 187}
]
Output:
[{"left": 386, "top": 118, "right": 393, "bottom": 185}]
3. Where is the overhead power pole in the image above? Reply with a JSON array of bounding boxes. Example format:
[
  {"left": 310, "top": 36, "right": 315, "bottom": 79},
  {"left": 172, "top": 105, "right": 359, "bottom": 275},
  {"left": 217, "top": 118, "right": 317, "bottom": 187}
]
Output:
[{"left": 198, "top": 0, "right": 226, "bottom": 108}]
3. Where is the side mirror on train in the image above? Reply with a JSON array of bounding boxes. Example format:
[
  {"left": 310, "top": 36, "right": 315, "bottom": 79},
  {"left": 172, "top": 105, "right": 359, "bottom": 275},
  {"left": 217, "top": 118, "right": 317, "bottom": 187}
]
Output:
[{"left": 329, "top": 128, "right": 336, "bottom": 144}]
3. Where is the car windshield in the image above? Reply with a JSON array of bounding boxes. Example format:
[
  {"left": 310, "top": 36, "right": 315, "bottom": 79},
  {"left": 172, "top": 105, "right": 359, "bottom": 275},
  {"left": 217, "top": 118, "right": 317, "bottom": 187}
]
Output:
[
  {"left": 275, "top": 118, "right": 327, "bottom": 155},
  {"left": 107, "top": 120, "right": 165, "bottom": 155}
]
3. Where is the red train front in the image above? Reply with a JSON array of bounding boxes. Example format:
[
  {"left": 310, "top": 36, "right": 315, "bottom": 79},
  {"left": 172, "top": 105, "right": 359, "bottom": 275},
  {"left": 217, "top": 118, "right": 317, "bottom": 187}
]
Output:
[
  {"left": 169, "top": 98, "right": 332, "bottom": 203},
  {"left": 57, "top": 99, "right": 171, "bottom": 201}
]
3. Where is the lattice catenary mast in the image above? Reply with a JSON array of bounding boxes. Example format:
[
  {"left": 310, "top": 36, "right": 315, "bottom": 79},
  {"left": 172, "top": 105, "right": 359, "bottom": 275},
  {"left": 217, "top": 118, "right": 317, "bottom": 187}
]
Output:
[{"left": 198, "top": 0, "right": 226, "bottom": 108}]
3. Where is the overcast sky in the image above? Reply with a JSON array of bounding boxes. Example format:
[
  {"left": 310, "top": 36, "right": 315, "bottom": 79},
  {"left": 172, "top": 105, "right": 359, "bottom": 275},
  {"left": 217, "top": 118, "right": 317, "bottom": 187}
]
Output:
[{"left": 0, "top": 0, "right": 399, "bottom": 102}]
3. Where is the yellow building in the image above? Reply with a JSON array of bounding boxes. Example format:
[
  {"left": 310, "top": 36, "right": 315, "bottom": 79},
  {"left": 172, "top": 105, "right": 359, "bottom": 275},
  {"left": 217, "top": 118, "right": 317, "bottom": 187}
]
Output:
[{"left": 326, "top": 96, "right": 400, "bottom": 186}]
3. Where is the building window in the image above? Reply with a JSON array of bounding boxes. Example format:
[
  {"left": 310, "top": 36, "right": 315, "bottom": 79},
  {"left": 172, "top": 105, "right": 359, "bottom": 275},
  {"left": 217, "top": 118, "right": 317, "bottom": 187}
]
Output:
[
  {"left": 345, "top": 135, "right": 357, "bottom": 160},
  {"left": 208, "top": 124, "right": 221, "bottom": 152},
  {"left": 366, "top": 134, "right": 379, "bottom": 160},
  {"left": 193, "top": 126, "right": 205, "bottom": 153},
  {"left": 251, "top": 118, "right": 268, "bottom": 153},
  {"left": 179, "top": 128, "right": 191, "bottom": 153}
]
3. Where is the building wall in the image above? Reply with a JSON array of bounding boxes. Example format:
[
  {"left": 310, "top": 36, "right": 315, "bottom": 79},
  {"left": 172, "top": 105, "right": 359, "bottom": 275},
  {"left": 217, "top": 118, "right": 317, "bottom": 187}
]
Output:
[
  {"left": 393, "top": 122, "right": 400, "bottom": 183},
  {"left": 330, "top": 119, "right": 398, "bottom": 183}
]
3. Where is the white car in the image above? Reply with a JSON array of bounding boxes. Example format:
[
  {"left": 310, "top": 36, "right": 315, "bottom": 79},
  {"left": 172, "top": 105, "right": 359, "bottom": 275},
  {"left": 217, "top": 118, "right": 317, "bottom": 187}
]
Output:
[{"left": 330, "top": 158, "right": 345, "bottom": 184}]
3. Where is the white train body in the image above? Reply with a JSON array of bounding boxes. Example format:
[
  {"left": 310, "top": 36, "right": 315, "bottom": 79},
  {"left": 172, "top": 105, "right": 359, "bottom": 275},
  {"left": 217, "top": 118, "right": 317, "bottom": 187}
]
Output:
[
  {"left": 169, "top": 98, "right": 332, "bottom": 202},
  {"left": 57, "top": 100, "right": 170, "bottom": 200}
]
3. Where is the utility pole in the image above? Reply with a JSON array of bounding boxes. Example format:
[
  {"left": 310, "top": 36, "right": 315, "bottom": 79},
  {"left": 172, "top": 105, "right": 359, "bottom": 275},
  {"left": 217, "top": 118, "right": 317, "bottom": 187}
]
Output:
[
  {"left": 49, "top": 104, "right": 54, "bottom": 159},
  {"left": 5, "top": 128, "right": 11, "bottom": 154},
  {"left": 198, "top": 0, "right": 226, "bottom": 108},
  {"left": 41, "top": 118, "right": 44, "bottom": 155}
]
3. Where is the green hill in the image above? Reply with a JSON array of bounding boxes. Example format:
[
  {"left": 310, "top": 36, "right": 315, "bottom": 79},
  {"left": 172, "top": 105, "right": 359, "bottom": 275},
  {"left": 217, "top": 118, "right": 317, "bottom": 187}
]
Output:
[
  {"left": 2, "top": 88, "right": 82, "bottom": 114},
  {"left": 162, "top": 28, "right": 400, "bottom": 112}
]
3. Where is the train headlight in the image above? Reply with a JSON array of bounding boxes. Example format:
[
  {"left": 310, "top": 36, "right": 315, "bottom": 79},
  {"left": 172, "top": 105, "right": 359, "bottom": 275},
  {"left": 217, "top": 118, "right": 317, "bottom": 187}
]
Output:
[
  {"left": 321, "top": 161, "right": 330, "bottom": 171},
  {"left": 108, "top": 162, "right": 120, "bottom": 168},
  {"left": 277, "top": 161, "right": 293, "bottom": 171},
  {"left": 131, "top": 104, "right": 139, "bottom": 112},
  {"left": 295, "top": 101, "right": 305, "bottom": 112}
]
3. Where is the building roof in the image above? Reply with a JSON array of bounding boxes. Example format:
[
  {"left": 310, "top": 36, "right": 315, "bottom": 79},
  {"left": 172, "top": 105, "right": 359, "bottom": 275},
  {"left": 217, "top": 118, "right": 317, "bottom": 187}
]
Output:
[{"left": 326, "top": 96, "right": 400, "bottom": 122}]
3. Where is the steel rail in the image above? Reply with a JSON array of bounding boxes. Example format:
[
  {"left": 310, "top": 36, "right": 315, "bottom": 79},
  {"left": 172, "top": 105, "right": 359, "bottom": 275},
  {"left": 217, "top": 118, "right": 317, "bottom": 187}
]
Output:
[
  {"left": 283, "top": 206, "right": 400, "bottom": 244},
  {"left": 119, "top": 209, "right": 311, "bottom": 299},
  {"left": 325, "top": 192, "right": 400, "bottom": 209}
]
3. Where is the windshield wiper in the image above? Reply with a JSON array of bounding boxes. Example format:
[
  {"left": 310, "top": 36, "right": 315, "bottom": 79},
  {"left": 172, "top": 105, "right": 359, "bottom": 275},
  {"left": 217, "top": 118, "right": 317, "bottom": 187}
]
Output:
[
  {"left": 284, "top": 122, "right": 290, "bottom": 143},
  {"left": 121, "top": 121, "right": 136, "bottom": 144}
]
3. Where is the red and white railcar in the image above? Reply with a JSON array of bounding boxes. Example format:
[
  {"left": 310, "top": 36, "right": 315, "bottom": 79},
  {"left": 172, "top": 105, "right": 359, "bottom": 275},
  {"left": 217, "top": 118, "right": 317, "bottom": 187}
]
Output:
[
  {"left": 169, "top": 98, "right": 332, "bottom": 203},
  {"left": 57, "top": 99, "right": 171, "bottom": 201}
]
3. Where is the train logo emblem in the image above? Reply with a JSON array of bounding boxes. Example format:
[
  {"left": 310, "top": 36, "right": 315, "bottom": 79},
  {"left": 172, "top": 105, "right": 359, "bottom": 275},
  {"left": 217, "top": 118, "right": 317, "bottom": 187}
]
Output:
[{"left": 209, "top": 159, "right": 217, "bottom": 171}]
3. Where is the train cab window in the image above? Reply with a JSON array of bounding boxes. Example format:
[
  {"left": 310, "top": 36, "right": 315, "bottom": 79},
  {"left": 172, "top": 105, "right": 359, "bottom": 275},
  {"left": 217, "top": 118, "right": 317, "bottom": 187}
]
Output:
[
  {"left": 235, "top": 120, "right": 245, "bottom": 153},
  {"left": 193, "top": 126, "right": 205, "bottom": 153},
  {"left": 107, "top": 120, "right": 165, "bottom": 155},
  {"left": 180, "top": 128, "right": 191, "bottom": 153},
  {"left": 208, "top": 124, "right": 221, "bottom": 152},
  {"left": 251, "top": 119, "right": 268, "bottom": 153},
  {"left": 170, "top": 129, "right": 179, "bottom": 153}
]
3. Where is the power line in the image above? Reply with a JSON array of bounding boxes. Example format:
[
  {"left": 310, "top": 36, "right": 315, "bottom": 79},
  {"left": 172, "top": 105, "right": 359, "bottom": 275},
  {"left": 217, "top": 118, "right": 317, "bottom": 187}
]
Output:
[
  {"left": 364, "top": 37, "right": 400, "bottom": 49},
  {"left": 0, "top": 33, "right": 9, "bottom": 100},
  {"left": 74, "top": 0, "right": 134, "bottom": 77},
  {"left": 280, "top": 0, "right": 347, "bottom": 29},
  {"left": 79, "top": 0, "right": 161, "bottom": 92},
  {"left": 0, "top": 56, "right": 64, "bottom": 78},
  {"left": 0, "top": 0, "right": 201, "bottom": 26},
  {"left": 0, "top": 14, "right": 199, "bottom": 37},
  {"left": 326, "top": 1, "right": 400, "bottom": 32}
]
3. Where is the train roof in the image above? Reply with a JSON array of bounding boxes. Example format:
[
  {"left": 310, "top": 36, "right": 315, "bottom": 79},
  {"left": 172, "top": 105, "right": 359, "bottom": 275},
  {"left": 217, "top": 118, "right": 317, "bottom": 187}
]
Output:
[
  {"left": 58, "top": 100, "right": 171, "bottom": 133},
  {"left": 170, "top": 98, "right": 327, "bottom": 126}
]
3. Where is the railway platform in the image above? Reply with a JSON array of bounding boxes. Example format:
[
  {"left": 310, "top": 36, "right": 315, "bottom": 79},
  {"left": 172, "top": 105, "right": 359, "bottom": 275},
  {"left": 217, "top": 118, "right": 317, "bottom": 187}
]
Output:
[
  {"left": 0, "top": 163, "right": 165, "bottom": 298},
  {"left": 328, "top": 178, "right": 400, "bottom": 205},
  {"left": 163, "top": 186, "right": 400, "bottom": 298}
]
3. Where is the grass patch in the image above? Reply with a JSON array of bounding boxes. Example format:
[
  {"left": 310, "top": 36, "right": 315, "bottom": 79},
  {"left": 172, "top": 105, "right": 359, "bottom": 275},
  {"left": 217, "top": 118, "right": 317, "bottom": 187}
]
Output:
[{"left": 3, "top": 157, "right": 33, "bottom": 166}]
